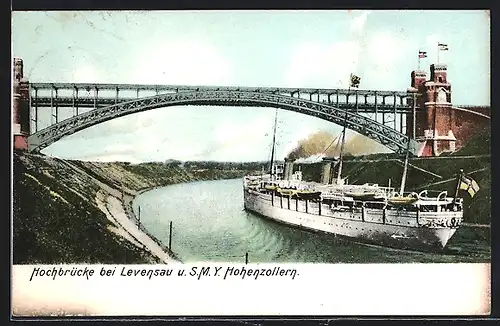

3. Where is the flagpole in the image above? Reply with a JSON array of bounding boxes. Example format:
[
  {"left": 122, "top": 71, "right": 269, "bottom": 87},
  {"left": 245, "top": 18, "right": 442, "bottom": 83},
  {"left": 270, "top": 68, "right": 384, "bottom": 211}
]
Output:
[
  {"left": 453, "top": 169, "right": 464, "bottom": 202},
  {"left": 437, "top": 43, "right": 440, "bottom": 65}
]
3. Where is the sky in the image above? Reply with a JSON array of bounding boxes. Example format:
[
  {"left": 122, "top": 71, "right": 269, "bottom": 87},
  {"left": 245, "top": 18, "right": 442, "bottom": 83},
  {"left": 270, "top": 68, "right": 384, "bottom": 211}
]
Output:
[{"left": 11, "top": 10, "right": 490, "bottom": 163}]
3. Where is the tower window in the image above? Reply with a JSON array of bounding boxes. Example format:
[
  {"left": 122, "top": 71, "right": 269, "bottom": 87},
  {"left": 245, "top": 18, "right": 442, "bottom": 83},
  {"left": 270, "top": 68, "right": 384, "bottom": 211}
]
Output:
[{"left": 438, "top": 76, "right": 443, "bottom": 83}]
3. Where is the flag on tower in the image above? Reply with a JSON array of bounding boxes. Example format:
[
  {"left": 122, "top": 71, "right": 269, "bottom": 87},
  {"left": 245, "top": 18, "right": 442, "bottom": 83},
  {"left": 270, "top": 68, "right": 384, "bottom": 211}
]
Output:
[
  {"left": 438, "top": 43, "right": 449, "bottom": 51},
  {"left": 459, "top": 175, "right": 480, "bottom": 198},
  {"left": 349, "top": 74, "right": 361, "bottom": 88},
  {"left": 418, "top": 50, "right": 427, "bottom": 58}
]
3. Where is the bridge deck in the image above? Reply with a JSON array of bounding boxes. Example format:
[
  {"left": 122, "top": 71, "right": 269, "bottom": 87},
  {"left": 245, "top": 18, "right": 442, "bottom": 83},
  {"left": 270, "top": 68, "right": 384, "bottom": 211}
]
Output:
[
  {"left": 30, "top": 82, "right": 411, "bottom": 97},
  {"left": 31, "top": 96, "right": 413, "bottom": 113}
]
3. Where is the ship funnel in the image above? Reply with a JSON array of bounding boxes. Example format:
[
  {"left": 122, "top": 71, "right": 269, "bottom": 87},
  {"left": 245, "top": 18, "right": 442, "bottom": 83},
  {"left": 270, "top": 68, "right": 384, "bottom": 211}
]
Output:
[
  {"left": 283, "top": 157, "right": 294, "bottom": 180},
  {"left": 321, "top": 157, "right": 336, "bottom": 184}
]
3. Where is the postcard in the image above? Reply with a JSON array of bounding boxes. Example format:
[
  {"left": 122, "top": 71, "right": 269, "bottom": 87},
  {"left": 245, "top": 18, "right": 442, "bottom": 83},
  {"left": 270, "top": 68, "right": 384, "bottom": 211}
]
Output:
[{"left": 11, "top": 10, "right": 491, "bottom": 317}]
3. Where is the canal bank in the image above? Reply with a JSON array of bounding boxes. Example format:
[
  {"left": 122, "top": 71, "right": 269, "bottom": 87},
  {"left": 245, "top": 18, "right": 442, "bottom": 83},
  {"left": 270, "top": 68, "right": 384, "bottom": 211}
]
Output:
[
  {"left": 13, "top": 152, "right": 265, "bottom": 264},
  {"left": 55, "top": 158, "right": 182, "bottom": 264},
  {"left": 121, "top": 188, "right": 182, "bottom": 262}
]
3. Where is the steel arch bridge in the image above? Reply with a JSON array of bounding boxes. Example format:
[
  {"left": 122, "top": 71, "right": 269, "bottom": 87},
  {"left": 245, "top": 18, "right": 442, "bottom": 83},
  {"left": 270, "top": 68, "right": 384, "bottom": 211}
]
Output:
[{"left": 28, "top": 89, "right": 419, "bottom": 154}]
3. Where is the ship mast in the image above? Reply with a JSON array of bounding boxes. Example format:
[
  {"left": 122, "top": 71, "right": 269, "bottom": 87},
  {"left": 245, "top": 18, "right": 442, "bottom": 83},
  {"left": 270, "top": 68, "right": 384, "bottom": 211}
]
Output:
[
  {"left": 336, "top": 103, "right": 348, "bottom": 185},
  {"left": 337, "top": 76, "right": 359, "bottom": 185},
  {"left": 399, "top": 139, "right": 411, "bottom": 196},
  {"left": 336, "top": 122, "right": 347, "bottom": 185},
  {"left": 269, "top": 108, "right": 279, "bottom": 180}
]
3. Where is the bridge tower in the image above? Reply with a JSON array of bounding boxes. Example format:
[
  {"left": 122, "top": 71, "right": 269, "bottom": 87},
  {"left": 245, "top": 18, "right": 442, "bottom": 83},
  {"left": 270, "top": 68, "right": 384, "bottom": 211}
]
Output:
[
  {"left": 13, "top": 57, "right": 30, "bottom": 150},
  {"left": 408, "top": 64, "right": 455, "bottom": 156}
]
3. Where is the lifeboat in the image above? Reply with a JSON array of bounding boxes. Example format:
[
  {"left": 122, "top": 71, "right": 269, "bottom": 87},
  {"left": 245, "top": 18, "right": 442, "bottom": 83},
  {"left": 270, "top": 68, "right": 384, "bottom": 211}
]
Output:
[
  {"left": 276, "top": 188, "right": 297, "bottom": 196},
  {"left": 264, "top": 184, "right": 277, "bottom": 191},
  {"left": 388, "top": 195, "right": 418, "bottom": 205},
  {"left": 295, "top": 190, "right": 322, "bottom": 200}
]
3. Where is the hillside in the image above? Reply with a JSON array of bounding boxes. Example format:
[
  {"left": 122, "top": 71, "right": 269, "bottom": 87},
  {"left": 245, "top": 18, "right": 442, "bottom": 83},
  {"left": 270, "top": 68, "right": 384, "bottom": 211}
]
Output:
[{"left": 13, "top": 152, "right": 265, "bottom": 264}]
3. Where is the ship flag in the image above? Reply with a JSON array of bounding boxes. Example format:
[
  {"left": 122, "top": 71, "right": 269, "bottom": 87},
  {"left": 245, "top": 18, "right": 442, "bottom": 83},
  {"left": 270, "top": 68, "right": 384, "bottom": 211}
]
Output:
[
  {"left": 417, "top": 50, "right": 427, "bottom": 69},
  {"left": 437, "top": 43, "right": 449, "bottom": 64},
  {"left": 349, "top": 74, "right": 361, "bottom": 88},
  {"left": 459, "top": 175, "right": 480, "bottom": 198},
  {"left": 438, "top": 43, "right": 449, "bottom": 51}
]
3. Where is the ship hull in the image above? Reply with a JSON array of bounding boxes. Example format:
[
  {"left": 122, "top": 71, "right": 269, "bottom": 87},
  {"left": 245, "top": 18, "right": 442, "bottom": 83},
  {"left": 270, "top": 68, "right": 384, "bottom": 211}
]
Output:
[{"left": 243, "top": 187, "right": 460, "bottom": 251}]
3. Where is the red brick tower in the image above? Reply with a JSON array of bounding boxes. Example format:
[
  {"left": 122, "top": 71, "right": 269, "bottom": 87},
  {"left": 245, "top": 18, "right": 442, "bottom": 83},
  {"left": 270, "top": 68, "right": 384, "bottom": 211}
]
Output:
[
  {"left": 408, "top": 64, "right": 455, "bottom": 156},
  {"left": 406, "top": 70, "right": 427, "bottom": 139},
  {"left": 13, "top": 57, "right": 30, "bottom": 150}
]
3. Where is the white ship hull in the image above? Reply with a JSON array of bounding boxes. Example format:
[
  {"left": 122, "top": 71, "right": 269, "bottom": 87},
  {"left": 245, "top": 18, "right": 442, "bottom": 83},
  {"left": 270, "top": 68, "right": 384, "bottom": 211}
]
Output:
[{"left": 243, "top": 187, "right": 462, "bottom": 251}]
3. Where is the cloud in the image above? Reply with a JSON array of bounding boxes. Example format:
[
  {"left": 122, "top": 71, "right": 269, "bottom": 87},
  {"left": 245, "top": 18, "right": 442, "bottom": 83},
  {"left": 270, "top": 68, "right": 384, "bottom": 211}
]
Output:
[
  {"left": 189, "top": 113, "right": 275, "bottom": 161},
  {"left": 105, "top": 107, "right": 164, "bottom": 133},
  {"left": 283, "top": 29, "right": 415, "bottom": 91},
  {"left": 426, "top": 33, "right": 440, "bottom": 47},
  {"left": 367, "top": 32, "right": 403, "bottom": 69},
  {"left": 350, "top": 11, "right": 371, "bottom": 35},
  {"left": 45, "top": 106, "right": 278, "bottom": 163},
  {"left": 129, "top": 39, "right": 234, "bottom": 85},
  {"left": 284, "top": 40, "right": 361, "bottom": 88},
  {"left": 70, "top": 65, "right": 102, "bottom": 82},
  {"left": 357, "top": 31, "right": 417, "bottom": 90}
]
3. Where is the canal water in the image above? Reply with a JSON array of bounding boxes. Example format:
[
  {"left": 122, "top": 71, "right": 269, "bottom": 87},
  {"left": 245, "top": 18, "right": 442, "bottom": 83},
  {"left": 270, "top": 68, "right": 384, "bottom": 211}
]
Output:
[{"left": 133, "top": 178, "right": 491, "bottom": 263}]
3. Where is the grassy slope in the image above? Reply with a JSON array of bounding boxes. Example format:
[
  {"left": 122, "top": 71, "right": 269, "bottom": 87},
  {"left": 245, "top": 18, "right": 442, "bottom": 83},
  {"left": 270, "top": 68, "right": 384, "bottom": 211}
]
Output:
[
  {"left": 13, "top": 153, "right": 155, "bottom": 264},
  {"left": 13, "top": 153, "right": 264, "bottom": 264}
]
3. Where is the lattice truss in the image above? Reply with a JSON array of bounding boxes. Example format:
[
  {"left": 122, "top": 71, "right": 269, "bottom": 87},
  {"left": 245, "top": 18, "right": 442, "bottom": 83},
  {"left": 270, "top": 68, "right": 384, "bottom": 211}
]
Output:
[{"left": 28, "top": 88, "right": 416, "bottom": 154}]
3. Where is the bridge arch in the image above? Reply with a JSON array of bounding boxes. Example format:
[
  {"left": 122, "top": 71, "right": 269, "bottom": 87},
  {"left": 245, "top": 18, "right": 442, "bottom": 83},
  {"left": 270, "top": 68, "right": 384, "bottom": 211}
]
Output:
[
  {"left": 28, "top": 90, "right": 412, "bottom": 154},
  {"left": 450, "top": 106, "right": 491, "bottom": 120}
]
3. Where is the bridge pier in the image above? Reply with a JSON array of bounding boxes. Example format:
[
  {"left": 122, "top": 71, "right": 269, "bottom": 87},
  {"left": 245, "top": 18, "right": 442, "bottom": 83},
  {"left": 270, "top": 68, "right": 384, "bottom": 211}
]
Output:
[
  {"left": 75, "top": 86, "right": 79, "bottom": 116},
  {"left": 355, "top": 90, "right": 358, "bottom": 113},
  {"left": 393, "top": 94, "right": 397, "bottom": 130},
  {"left": 95, "top": 87, "right": 99, "bottom": 109},
  {"left": 13, "top": 58, "right": 30, "bottom": 151},
  {"left": 32, "top": 87, "right": 38, "bottom": 133},
  {"left": 399, "top": 111, "right": 404, "bottom": 134},
  {"left": 51, "top": 87, "right": 59, "bottom": 124}
]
